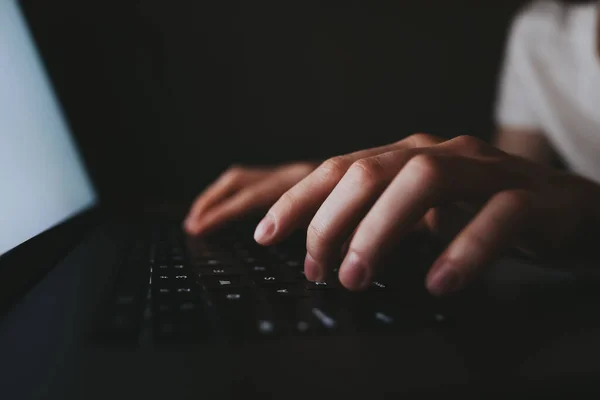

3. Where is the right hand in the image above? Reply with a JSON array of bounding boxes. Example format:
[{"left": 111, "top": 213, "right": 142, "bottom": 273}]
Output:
[{"left": 184, "top": 162, "right": 317, "bottom": 235}]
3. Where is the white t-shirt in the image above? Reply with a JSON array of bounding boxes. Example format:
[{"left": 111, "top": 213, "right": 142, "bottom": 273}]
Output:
[{"left": 495, "top": 0, "right": 600, "bottom": 183}]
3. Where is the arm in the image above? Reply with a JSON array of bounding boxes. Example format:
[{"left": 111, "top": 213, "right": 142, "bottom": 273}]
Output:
[
  {"left": 492, "top": 128, "right": 555, "bottom": 165},
  {"left": 493, "top": 5, "right": 554, "bottom": 166},
  {"left": 255, "top": 133, "right": 600, "bottom": 295}
]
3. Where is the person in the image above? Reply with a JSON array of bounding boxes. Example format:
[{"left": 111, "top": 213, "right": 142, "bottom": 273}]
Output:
[{"left": 184, "top": 0, "right": 600, "bottom": 297}]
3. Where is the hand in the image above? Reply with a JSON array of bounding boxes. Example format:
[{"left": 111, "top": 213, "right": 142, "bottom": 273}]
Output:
[
  {"left": 253, "top": 134, "right": 600, "bottom": 296},
  {"left": 184, "top": 162, "right": 317, "bottom": 235}
]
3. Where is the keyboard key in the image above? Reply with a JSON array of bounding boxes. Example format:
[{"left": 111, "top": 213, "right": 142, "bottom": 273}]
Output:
[
  {"left": 201, "top": 276, "right": 252, "bottom": 290},
  {"left": 171, "top": 254, "right": 184, "bottom": 263},
  {"left": 434, "top": 313, "right": 446, "bottom": 323},
  {"left": 305, "top": 280, "right": 339, "bottom": 290},
  {"left": 307, "top": 292, "right": 357, "bottom": 333},
  {"left": 208, "top": 289, "right": 254, "bottom": 306},
  {"left": 156, "top": 302, "right": 174, "bottom": 314},
  {"left": 285, "top": 260, "right": 302, "bottom": 268},
  {"left": 374, "top": 311, "right": 395, "bottom": 325},
  {"left": 115, "top": 295, "right": 135, "bottom": 306},
  {"left": 249, "top": 264, "right": 271, "bottom": 274},
  {"left": 294, "top": 320, "right": 312, "bottom": 334},
  {"left": 370, "top": 281, "right": 388, "bottom": 290},
  {"left": 173, "top": 288, "right": 203, "bottom": 304},
  {"left": 368, "top": 309, "right": 403, "bottom": 330},
  {"left": 254, "top": 275, "right": 298, "bottom": 287},
  {"left": 197, "top": 266, "right": 245, "bottom": 278},
  {"left": 257, "top": 319, "right": 276, "bottom": 335},
  {"left": 263, "top": 286, "right": 308, "bottom": 299},
  {"left": 249, "top": 299, "right": 287, "bottom": 337},
  {"left": 179, "top": 302, "right": 197, "bottom": 312},
  {"left": 193, "top": 259, "right": 230, "bottom": 267},
  {"left": 311, "top": 307, "right": 337, "bottom": 329},
  {"left": 345, "top": 292, "right": 435, "bottom": 332},
  {"left": 193, "top": 250, "right": 228, "bottom": 259},
  {"left": 290, "top": 306, "right": 322, "bottom": 335}
]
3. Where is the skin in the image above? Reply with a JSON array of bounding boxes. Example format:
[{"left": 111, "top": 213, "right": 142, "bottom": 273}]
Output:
[
  {"left": 186, "top": 133, "right": 600, "bottom": 296},
  {"left": 251, "top": 134, "right": 600, "bottom": 295},
  {"left": 184, "top": 162, "right": 317, "bottom": 235},
  {"left": 185, "top": 5, "right": 600, "bottom": 296}
]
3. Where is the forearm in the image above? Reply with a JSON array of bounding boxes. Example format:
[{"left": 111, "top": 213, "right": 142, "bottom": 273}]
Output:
[{"left": 493, "top": 128, "right": 555, "bottom": 166}]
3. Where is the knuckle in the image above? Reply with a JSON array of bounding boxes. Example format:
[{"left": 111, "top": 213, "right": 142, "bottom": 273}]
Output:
[
  {"left": 319, "top": 156, "right": 351, "bottom": 181},
  {"left": 278, "top": 190, "right": 298, "bottom": 209},
  {"left": 223, "top": 165, "right": 245, "bottom": 181},
  {"left": 349, "top": 157, "right": 385, "bottom": 186},
  {"left": 452, "top": 135, "right": 487, "bottom": 153},
  {"left": 273, "top": 189, "right": 299, "bottom": 218},
  {"left": 306, "top": 221, "right": 332, "bottom": 260},
  {"left": 405, "top": 153, "right": 442, "bottom": 183},
  {"left": 407, "top": 132, "right": 438, "bottom": 147},
  {"left": 235, "top": 189, "right": 256, "bottom": 204},
  {"left": 191, "top": 192, "right": 204, "bottom": 206},
  {"left": 494, "top": 189, "right": 534, "bottom": 210}
]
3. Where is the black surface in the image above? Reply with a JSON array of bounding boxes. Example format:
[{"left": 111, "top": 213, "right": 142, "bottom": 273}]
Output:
[
  {"left": 20, "top": 0, "right": 536, "bottom": 203},
  {"left": 3, "top": 210, "right": 600, "bottom": 398},
  {"left": 0, "top": 207, "right": 99, "bottom": 318}
]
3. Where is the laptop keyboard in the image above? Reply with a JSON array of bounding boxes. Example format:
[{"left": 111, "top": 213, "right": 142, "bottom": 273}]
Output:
[{"left": 98, "top": 223, "right": 452, "bottom": 345}]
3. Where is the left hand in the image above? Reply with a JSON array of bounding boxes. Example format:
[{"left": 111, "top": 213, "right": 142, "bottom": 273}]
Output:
[{"left": 252, "top": 134, "right": 600, "bottom": 296}]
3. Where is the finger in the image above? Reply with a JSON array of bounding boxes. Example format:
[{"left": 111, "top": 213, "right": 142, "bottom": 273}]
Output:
[
  {"left": 304, "top": 136, "right": 496, "bottom": 281},
  {"left": 304, "top": 149, "right": 422, "bottom": 281},
  {"left": 339, "top": 153, "right": 506, "bottom": 291},
  {"left": 425, "top": 190, "right": 534, "bottom": 296},
  {"left": 255, "top": 134, "right": 442, "bottom": 246},
  {"left": 423, "top": 202, "right": 480, "bottom": 243},
  {"left": 185, "top": 167, "right": 260, "bottom": 234},
  {"left": 193, "top": 177, "right": 293, "bottom": 236}
]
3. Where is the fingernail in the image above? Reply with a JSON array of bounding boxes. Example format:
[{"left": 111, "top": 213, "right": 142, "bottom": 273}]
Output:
[
  {"left": 254, "top": 214, "right": 275, "bottom": 244},
  {"left": 426, "top": 262, "right": 461, "bottom": 296},
  {"left": 339, "top": 251, "right": 370, "bottom": 290},
  {"left": 304, "top": 253, "right": 322, "bottom": 282}
]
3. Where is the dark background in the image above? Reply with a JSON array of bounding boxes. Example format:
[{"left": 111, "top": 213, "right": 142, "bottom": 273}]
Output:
[{"left": 20, "top": 0, "right": 558, "bottom": 205}]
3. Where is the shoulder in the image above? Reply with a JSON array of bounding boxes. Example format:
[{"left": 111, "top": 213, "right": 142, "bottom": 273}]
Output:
[
  {"left": 509, "top": 1, "right": 576, "bottom": 45},
  {"left": 504, "top": 1, "right": 576, "bottom": 64}
]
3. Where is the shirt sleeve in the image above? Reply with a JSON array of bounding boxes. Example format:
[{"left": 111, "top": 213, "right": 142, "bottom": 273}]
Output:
[{"left": 494, "top": 5, "right": 542, "bottom": 130}]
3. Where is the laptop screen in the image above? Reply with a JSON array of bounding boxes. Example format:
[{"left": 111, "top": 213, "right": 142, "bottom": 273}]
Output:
[{"left": 0, "top": 1, "right": 97, "bottom": 257}]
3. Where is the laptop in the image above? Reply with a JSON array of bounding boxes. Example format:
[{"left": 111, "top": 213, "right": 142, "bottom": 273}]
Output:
[{"left": 2, "top": 1, "right": 600, "bottom": 398}]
